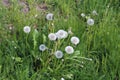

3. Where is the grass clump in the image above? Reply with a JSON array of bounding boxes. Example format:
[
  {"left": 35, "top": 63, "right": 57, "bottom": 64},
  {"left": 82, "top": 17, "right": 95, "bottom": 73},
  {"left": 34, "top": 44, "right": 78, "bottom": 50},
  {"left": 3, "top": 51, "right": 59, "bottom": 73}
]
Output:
[{"left": 0, "top": 0, "right": 120, "bottom": 80}]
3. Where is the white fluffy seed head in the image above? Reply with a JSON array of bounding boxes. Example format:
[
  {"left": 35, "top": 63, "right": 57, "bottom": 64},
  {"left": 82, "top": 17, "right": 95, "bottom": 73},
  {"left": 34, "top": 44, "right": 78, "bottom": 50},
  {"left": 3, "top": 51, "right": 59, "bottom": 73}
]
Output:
[
  {"left": 23, "top": 26, "right": 31, "bottom": 33},
  {"left": 61, "top": 78, "right": 65, "bottom": 80},
  {"left": 56, "top": 30, "right": 68, "bottom": 39},
  {"left": 81, "top": 13, "right": 85, "bottom": 17},
  {"left": 71, "top": 36, "right": 80, "bottom": 45},
  {"left": 54, "top": 50, "right": 63, "bottom": 59},
  {"left": 39, "top": 44, "right": 46, "bottom": 52},
  {"left": 65, "top": 46, "right": 74, "bottom": 54},
  {"left": 48, "top": 33, "right": 57, "bottom": 41},
  {"left": 46, "top": 13, "right": 53, "bottom": 20},
  {"left": 87, "top": 18, "right": 94, "bottom": 26}
]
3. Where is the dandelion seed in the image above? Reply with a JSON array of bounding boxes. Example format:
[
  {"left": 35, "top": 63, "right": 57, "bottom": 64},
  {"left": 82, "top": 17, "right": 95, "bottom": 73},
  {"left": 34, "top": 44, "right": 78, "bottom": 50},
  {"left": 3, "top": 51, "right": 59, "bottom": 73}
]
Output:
[
  {"left": 71, "top": 36, "right": 80, "bottom": 45},
  {"left": 23, "top": 26, "right": 31, "bottom": 33},
  {"left": 54, "top": 50, "right": 63, "bottom": 59},
  {"left": 46, "top": 13, "right": 53, "bottom": 20},
  {"left": 61, "top": 77, "right": 65, "bottom": 80},
  {"left": 92, "top": 10, "right": 98, "bottom": 15},
  {"left": 65, "top": 46, "right": 74, "bottom": 54},
  {"left": 87, "top": 18, "right": 94, "bottom": 26},
  {"left": 48, "top": 33, "right": 57, "bottom": 41},
  {"left": 81, "top": 13, "right": 85, "bottom": 17},
  {"left": 39, "top": 44, "right": 46, "bottom": 52},
  {"left": 8, "top": 24, "right": 14, "bottom": 31},
  {"left": 62, "top": 59, "right": 64, "bottom": 62},
  {"left": 56, "top": 30, "right": 68, "bottom": 39}
]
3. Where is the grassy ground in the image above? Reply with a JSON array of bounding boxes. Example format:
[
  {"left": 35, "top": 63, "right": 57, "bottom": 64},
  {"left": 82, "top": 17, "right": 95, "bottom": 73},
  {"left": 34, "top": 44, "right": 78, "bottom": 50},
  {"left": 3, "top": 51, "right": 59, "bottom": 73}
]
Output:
[{"left": 0, "top": 0, "right": 120, "bottom": 80}]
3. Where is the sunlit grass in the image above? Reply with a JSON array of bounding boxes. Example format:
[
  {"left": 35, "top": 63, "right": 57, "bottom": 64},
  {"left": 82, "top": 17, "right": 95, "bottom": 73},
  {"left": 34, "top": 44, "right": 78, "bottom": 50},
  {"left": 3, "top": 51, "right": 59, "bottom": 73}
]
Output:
[{"left": 0, "top": 0, "right": 119, "bottom": 80}]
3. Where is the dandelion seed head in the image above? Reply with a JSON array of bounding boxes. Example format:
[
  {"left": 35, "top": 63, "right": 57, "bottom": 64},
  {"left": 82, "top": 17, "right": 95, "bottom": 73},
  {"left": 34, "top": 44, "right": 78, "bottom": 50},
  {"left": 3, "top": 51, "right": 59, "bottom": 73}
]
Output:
[
  {"left": 61, "top": 77, "right": 65, "bottom": 80},
  {"left": 65, "top": 46, "right": 74, "bottom": 54},
  {"left": 55, "top": 50, "right": 63, "bottom": 59},
  {"left": 23, "top": 26, "right": 31, "bottom": 33},
  {"left": 56, "top": 30, "right": 68, "bottom": 39},
  {"left": 39, "top": 44, "right": 46, "bottom": 52},
  {"left": 81, "top": 13, "right": 85, "bottom": 17},
  {"left": 87, "top": 18, "right": 94, "bottom": 26},
  {"left": 46, "top": 13, "right": 53, "bottom": 20},
  {"left": 48, "top": 33, "right": 57, "bottom": 41},
  {"left": 71, "top": 36, "right": 80, "bottom": 45}
]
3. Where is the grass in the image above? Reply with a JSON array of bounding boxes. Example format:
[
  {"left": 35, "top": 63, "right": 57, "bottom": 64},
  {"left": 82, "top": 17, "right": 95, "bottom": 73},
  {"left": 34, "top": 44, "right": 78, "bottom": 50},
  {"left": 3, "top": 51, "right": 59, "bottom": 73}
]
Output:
[{"left": 0, "top": 0, "right": 120, "bottom": 80}]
